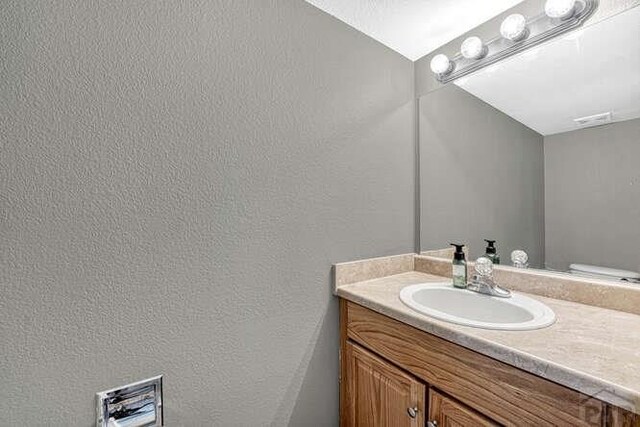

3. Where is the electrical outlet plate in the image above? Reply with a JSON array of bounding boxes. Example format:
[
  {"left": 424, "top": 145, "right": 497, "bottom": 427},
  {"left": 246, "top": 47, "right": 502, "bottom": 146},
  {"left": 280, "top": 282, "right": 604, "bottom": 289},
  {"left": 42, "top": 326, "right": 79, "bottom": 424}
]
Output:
[{"left": 96, "top": 375, "right": 163, "bottom": 427}]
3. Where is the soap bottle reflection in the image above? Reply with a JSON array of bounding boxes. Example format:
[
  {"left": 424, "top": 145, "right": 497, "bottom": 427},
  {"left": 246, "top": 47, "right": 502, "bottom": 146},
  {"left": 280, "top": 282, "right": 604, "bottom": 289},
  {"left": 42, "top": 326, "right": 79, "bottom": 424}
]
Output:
[{"left": 484, "top": 239, "right": 500, "bottom": 265}]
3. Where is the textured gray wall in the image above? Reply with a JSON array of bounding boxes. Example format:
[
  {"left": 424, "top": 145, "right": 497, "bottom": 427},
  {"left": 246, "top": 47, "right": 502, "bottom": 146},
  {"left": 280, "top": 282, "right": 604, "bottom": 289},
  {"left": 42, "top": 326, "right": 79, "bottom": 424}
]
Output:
[
  {"left": 419, "top": 84, "right": 545, "bottom": 266},
  {"left": 544, "top": 118, "right": 640, "bottom": 273},
  {"left": 0, "top": 1, "right": 415, "bottom": 425}
]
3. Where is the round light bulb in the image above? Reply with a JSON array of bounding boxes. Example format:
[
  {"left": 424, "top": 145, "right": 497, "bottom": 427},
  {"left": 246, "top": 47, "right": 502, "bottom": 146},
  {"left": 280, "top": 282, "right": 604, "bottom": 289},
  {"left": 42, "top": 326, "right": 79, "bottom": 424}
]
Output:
[
  {"left": 500, "top": 14, "right": 528, "bottom": 41},
  {"left": 460, "top": 36, "right": 487, "bottom": 60},
  {"left": 430, "top": 54, "right": 453, "bottom": 75},
  {"left": 545, "top": 0, "right": 577, "bottom": 19}
]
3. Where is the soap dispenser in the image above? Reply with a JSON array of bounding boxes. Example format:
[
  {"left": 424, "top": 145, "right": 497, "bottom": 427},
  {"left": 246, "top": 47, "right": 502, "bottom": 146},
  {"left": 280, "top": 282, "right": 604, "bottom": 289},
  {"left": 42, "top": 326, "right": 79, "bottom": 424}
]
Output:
[
  {"left": 484, "top": 239, "right": 500, "bottom": 265},
  {"left": 450, "top": 243, "right": 467, "bottom": 288}
]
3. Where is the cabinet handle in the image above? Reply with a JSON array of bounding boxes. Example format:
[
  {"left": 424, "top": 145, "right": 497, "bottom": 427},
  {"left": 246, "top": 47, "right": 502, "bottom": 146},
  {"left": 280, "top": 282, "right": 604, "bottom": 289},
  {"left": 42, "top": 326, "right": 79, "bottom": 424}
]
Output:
[
  {"left": 427, "top": 421, "right": 438, "bottom": 427},
  {"left": 407, "top": 407, "right": 418, "bottom": 418}
]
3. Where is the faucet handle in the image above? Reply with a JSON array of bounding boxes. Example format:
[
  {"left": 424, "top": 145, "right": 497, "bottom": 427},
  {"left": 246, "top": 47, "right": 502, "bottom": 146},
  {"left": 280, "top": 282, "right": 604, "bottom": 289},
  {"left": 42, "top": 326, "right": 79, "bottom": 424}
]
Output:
[
  {"left": 511, "top": 250, "right": 529, "bottom": 268},
  {"left": 475, "top": 257, "right": 494, "bottom": 276},
  {"left": 470, "top": 256, "right": 511, "bottom": 298}
]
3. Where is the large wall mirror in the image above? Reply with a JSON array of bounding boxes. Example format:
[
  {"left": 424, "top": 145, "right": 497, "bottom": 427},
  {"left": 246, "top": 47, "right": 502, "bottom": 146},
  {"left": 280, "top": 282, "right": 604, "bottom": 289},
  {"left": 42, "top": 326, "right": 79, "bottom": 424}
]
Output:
[{"left": 419, "top": 4, "right": 639, "bottom": 281}]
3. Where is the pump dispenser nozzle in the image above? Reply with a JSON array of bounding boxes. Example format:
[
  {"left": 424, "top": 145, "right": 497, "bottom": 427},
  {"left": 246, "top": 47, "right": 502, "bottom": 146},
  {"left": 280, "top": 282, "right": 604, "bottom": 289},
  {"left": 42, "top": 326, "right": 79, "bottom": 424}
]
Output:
[
  {"left": 484, "top": 239, "right": 496, "bottom": 254},
  {"left": 450, "top": 243, "right": 466, "bottom": 261}
]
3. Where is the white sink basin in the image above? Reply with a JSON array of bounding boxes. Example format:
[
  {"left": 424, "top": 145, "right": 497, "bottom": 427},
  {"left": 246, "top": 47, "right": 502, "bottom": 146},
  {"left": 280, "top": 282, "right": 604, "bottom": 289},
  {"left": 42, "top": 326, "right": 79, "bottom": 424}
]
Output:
[{"left": 399, "top": 283, "right": 556, "bottom": 330}]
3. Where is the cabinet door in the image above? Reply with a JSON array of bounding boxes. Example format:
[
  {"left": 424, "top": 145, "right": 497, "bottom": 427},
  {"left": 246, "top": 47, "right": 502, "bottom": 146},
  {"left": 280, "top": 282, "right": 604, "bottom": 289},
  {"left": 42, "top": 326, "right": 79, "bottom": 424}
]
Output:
[
  {"left": 428, "top": 389, "right": 498, "bottom": 427},
  {"left": 344, "top": 341, "right": 425, "bottom": 427},
  {"left": 608, "top": 406, "right": 640, "bottom": 427}
]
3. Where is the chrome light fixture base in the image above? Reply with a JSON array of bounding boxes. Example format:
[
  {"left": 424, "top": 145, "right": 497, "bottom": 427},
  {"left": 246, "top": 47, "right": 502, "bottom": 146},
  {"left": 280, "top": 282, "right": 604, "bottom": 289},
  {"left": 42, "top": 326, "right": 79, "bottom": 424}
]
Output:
[{"left": 434, "top": 0, "right": 598, "bottom": 83}]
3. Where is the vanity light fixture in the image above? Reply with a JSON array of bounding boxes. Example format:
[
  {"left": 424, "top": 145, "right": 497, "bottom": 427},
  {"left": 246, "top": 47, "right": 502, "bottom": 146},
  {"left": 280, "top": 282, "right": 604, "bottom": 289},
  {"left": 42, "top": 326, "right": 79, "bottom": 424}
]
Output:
[
  {"left": 500, "top": 14, "right": 528, "bottom": 41},
  {"left": 545, "top": 0, "right": 578, "bottom": 19},
  {"left": 461, "top": 36, "right": 488, "bottom": 60},
  {"left": 430, "top": 54, "right": 454, "bottom": 76},
  {"left": 430, "top": 0, "right": 598, "bottom": 83}
]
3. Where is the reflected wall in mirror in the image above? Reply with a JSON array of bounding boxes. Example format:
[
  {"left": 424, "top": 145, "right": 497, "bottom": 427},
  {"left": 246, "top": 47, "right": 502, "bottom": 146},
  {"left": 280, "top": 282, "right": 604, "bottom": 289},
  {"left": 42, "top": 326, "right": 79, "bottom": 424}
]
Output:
[{"left": 419, "top": 5, "right": 640, "bottom": 281}]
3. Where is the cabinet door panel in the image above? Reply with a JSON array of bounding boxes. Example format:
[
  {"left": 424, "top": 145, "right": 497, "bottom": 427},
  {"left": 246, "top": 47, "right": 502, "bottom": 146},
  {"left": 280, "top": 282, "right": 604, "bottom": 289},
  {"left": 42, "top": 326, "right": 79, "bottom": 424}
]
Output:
[
  {"left": 344, "top": 341, "right": 425, "bottom": 427},
  {"left": 429, "top": 389, "right": 498, "bottom": 427},
  {"left": 608, "top": 406, "right": 640, "bottom": 427}
]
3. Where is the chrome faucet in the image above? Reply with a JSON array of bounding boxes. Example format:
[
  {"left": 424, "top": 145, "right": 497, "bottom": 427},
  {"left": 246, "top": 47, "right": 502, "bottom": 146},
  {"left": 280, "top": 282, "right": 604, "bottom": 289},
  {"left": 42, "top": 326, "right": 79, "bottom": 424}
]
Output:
[{"left": 467, "top": 257, "right": 511, "bottom": 298}]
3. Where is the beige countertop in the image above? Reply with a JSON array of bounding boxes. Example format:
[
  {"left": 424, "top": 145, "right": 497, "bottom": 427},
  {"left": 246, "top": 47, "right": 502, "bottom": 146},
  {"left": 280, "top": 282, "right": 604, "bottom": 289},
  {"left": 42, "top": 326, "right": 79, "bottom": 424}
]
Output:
[{"left": 337, "top": 270, "right": 640, "bottom": 414}]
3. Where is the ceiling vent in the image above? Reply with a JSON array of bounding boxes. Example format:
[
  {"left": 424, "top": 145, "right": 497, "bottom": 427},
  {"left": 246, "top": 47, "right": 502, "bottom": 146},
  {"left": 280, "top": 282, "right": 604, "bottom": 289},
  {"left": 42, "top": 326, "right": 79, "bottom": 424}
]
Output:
[{"left": 573, "top": 112, "right": 612, "bottom": 128}]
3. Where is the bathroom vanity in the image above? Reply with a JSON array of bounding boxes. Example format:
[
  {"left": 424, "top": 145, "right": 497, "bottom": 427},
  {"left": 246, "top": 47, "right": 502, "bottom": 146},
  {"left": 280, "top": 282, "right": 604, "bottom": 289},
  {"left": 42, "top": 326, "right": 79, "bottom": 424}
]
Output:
[
  {"left": 337, "top": 3, "right": 640, "bottom": 425},
  {"left": 335, "top": 254, "right": 640, "bottom": 427}
]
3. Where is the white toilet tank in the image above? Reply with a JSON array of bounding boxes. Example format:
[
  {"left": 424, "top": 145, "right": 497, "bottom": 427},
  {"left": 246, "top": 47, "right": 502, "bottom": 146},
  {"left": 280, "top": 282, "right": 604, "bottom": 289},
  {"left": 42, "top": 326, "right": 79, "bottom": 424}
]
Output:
[{"left": 569, "top": 263, "right": 640, "bottom": 282}]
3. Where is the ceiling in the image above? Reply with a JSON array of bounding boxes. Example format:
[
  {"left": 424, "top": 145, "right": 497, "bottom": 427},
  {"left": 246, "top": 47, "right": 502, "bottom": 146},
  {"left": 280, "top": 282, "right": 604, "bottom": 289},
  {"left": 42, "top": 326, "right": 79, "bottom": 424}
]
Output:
[
  {"left": 304, "top": 0, "right": 525, "bottom": 61},
  {"left": 455, "top": 5, "right": 640, "bottom": 135}
]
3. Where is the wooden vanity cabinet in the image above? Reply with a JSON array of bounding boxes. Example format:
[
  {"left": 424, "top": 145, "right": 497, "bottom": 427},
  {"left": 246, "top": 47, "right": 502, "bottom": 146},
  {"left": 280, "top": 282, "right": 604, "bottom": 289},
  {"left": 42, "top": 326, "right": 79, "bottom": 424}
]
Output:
[
  {"left": 343, "top": 339, "right": 497, "bottom": 427},
  {"left": 608, "top": 407, "right": 640, "bottom": 427},
  {"left": 344, "top": 342, "right": 425, "bottom": 426},
  {"left": 429, "top": 389, "right": 498, "bottom": 427},
  {"left": 339, "top": 299, "right": 639, "bottom": 427}
]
